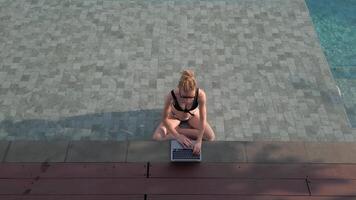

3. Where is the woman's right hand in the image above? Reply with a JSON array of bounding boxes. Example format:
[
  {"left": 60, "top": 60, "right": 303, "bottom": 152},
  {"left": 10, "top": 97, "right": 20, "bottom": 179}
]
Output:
[{"left": 177, "top": 134, "right": 193, "bottom": 149}]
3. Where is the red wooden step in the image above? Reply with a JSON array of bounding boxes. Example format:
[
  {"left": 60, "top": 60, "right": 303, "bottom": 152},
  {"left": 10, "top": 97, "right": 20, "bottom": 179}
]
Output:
[
  {"left": 0, "top": 179, "right": 33, "bottom": 195},
  {"left": 29, "top": 178, "right": 147, "bottom": 195},
  {"left": 0, "top": 163, "right": 147, "bottom": 178},
  {"left": 0, "top": 196, "right": 24, "bottom": 200},
  {"left": 149, "top": 163, "right": 308, "bottom": 178},
  {"left": 29, "top": 178, "right": 308, "bottom": 195},
  {"left": 148, "top": 195, "right": 356, "bottom": 200},
  {"left": 0, "top": 195, "right": 143, "bottom": 200},
  {"left": 40, "top": 163, "right": 147, "bottom": 178},
  {"left": 0, "top": 163, "right": 44, "bottom": 178},
  {"left": 2, "top": 195, "right": 355, "bottom": 200},
  {"left": 146, "top": 179, "right": 308, "bottom": 195},
  {"left": 309, "top": 179, "right": 356, "bottom": 196},
  {"left": 306, "top": 164, "right": 356, "bottom": 179}
]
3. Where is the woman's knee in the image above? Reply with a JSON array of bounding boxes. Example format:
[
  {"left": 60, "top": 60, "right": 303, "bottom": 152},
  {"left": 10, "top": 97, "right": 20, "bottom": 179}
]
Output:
[
  {"left": 152, "top": 130, "right": 162, "bottom": 140},
  {"left": 203, "top": 132, "right": 215, "bottom": 141},
  {"left": 205, "top": 133, "right": 215, "bottom": 141},
  {"left": 204, "top": 126, "right": 216, "bottom": 141},
  {"left": 152, "top": 124, "right": 169, "bottom": 141}
]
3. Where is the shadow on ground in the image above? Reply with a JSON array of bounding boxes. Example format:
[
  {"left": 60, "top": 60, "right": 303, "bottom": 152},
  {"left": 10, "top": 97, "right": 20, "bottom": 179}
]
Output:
[{"left": 0, "top": 109, "right": 163, "bottom": 141}]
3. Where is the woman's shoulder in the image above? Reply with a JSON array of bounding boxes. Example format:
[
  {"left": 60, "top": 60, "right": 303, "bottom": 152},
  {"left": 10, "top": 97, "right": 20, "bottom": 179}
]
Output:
[
  {"left": 165, "top": 88, "right": 178, "bottom": 101},
  {"left": 198, "top": 87, "right": 205, "bottom": 95},
  {"left": 170, "top": 88, "right": 179, "bottom": 97},
  {"left": 197, "top": 88, "right": 206, "bottom": 101}
]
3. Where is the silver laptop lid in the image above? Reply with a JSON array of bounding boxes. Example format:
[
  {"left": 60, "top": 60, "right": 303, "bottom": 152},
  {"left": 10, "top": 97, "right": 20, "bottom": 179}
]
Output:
[{"left": 170, "top": 140, "right": 201, "bottom": 162}]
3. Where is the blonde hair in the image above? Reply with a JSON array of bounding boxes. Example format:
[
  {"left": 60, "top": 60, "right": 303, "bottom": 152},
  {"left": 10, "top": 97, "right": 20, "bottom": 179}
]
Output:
[{"left": 178, "top": 69, "right": 196, "bottom": 92}]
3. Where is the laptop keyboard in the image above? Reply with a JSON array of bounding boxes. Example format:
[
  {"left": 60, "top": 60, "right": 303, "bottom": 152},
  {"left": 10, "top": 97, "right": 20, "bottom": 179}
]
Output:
[{"left": 172, "top": 149, "right": 200, "bottom": 160}]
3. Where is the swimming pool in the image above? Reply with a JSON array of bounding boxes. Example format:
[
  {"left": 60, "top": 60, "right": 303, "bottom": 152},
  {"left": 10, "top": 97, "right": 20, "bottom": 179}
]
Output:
[{"left": 305, "top": 0, "right": 356, "bottom": 127}]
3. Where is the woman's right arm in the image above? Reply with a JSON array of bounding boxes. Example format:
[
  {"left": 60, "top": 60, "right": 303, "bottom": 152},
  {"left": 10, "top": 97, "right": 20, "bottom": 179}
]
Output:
[
  {"left": 161, "top": 94, "right": 180, "bottom": 138},
  {"left": 161, "top": 94, "right": 192, "bottom": 147}
]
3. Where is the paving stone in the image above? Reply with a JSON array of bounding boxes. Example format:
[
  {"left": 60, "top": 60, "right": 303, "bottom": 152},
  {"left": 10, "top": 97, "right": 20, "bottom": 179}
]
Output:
[
  {"left": 127, "top": 141, "right": 170, "bottom": 162},
  {"left": 305, "top": 142, "right": 356, "bottom": 163},
  {"left": 0, "top": 0, "right": 354, "bottom": 142},
  {"left": 245, "top": 141, "right": 308, "bottom": 163},
  {"left": 5, "top": 141, "right": 69, "bottom": 162},
  {"left": 66, "top": 141, "right": 127, "bottom": 162},
  {"left": 202, "top": 141, "right": 246, "bottom": 162},
  {"left": 0, "top": 141, "right": 10, "bottom": 162}
]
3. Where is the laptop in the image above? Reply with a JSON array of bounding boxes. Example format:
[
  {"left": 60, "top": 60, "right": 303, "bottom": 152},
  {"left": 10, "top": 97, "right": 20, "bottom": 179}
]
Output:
[{"left": 170, "top": 140, "right": 202, "bottom": 162}]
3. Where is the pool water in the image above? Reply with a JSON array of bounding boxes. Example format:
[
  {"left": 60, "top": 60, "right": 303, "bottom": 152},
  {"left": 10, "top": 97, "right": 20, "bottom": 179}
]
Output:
[
  {"left": 305, "top": 0, "right": 356, "bottom": 127},
  {"left": 305, "top": 0, "right": 356, "bottom": 67}
]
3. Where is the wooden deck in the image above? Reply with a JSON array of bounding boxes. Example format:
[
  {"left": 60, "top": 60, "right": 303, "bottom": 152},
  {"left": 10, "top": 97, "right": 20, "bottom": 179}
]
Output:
[{"left": 1, "top": 162, "right": 356, "bottom": 199}]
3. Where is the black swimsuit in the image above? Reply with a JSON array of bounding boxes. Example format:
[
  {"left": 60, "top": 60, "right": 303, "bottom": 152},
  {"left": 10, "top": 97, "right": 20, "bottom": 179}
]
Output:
[{"left": 171, "top": 88, "right": 199, "bottom": 116}]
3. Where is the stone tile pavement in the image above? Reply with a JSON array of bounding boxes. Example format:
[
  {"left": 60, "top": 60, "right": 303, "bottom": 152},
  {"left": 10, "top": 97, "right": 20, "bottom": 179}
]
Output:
[{"left": 0, "top": 0, "right": 355, "bottom": 141}]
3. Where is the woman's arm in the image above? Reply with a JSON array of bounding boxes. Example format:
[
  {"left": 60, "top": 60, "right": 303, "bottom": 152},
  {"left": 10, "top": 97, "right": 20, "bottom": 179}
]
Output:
[
  {"left": 161, "top": 93, "right": 193, "bottom": 148},
  {"left": 161, "top": 94, "right": 180, "bottom": 138},
  {"left": 196, "top": 90, "right": 207, "bottom": 142},
  {"left": 192, "top": 90, "right": 207, "bottom": 155}
]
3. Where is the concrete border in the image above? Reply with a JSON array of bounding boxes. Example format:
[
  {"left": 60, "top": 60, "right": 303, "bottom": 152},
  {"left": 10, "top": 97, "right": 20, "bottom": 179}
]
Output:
[
  {"left": 0, "top": 141, "right": 10, "bottom": 162},
  {"left": 126, "top": 141, "right": 170, "bottom": 162},
  {"left": 304, "top": 142, "right": 356, "bottom": 163},
  {"left": 4, "top": 140, "right": 68, "bottom": 162},
  {"left": 244, "top": 141, "right": 308, "bottom": 163},
  {"left": 1, "top": 140, "right": 356, "bottom": 163},
  {"left": 66, "top": 141, "right": 127, "bottom": 162}
]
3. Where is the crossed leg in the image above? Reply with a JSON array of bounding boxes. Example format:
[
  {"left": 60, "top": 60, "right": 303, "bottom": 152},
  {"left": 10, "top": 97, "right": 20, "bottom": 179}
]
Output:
[
  {"left": 152, "top": 118, "right": 180, "bottom": 141},
  {"left": 152, "top": 114, "right": 216, "bottom": 141},
  {"left": 177, "top": 114, "right": 216, "bottom": 141}
]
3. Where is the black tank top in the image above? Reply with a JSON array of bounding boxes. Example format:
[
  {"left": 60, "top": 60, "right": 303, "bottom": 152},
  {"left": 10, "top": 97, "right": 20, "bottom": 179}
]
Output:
[{"left": 171, "top": 88, "right": 199, "bottom": 116}]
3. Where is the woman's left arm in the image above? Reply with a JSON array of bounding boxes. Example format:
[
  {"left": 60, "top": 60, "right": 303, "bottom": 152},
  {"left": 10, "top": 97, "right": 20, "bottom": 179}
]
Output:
[
  {"left": 197, "top": 90, "right": 206, "bottom": 142},
  {"left": 197, "top": 90, "right": 207, "bottom": 142},
  {"left": 193, "top": 90, "right": 206, "bottom": 155}
]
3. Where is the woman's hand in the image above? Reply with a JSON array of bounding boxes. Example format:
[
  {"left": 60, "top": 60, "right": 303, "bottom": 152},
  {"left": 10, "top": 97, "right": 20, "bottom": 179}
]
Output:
[
  {"left": 177, "top": 134, "right": 193, "bottom": 149},
  {"left": 192, "top": 140, "right": 202, "bottom": 155}
]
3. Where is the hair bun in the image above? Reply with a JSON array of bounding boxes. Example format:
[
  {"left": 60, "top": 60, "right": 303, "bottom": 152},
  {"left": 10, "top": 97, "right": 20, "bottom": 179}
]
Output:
[
  {"left": 182, "top": 69, "right": 195, "bottom": 78},
  {"left": 178, "top": 69, "right": 196, "bottom": 91}
]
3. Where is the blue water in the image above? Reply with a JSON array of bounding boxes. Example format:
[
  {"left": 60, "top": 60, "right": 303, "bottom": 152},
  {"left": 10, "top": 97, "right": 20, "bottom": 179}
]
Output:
[
  {"left": 305, "top": 0, "right": 356, "bottom": 127},
  {"left": 305, "top": 0, "right": 356, "bottom": 69}
]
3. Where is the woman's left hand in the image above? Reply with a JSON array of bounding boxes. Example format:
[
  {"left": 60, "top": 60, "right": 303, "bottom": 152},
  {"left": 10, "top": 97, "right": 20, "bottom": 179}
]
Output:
[{"left": 192, "top": 141, "right": 202, "bottom": 155}]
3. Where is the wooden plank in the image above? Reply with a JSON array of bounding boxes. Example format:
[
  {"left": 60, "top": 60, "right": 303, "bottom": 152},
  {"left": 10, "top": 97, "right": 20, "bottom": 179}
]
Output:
[
  {"left": 29, "top": 178, "right": 147, "bottom": 195},
  {"left": 2, "top": 195, "right": 355, "bottom": 200},
  {"left": 306, "top": 164, "right": 356, "bottom": 179},
  {"left": 0, "top": 180, "right": 33, "bottom": 195},
  {"left": 0, "top": 164, "right": 44, "bottom": 178},
  {"left": 0, "top": 163, "right": 147, "bottom": 178},
  {"left": 0, "top": 195, "right": 143, "bottom": 200},
  {"left": 148, "top": 195, "right": 356, "bottom": 200},
  {"left": 0, "top": 196, "right": 26, "bottom": 200},
  {"left": 309, "top": 179, "right": 356, "bottom": 196},
  {"left": 146, "top": 179, "right": 308, "bottom": 195},
  {"left": 149, "top": 163, "right": 308, "bottom": 179},
  {"left": 40, "top": 163, "right": 147, "bottom": 178},
  {"left": 28, "top": 178, "right": 308, "bottom": 195}
]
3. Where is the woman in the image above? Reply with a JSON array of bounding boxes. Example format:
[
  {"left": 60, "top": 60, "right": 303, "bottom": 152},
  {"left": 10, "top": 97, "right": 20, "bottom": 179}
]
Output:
[{"left": 152, "top": 69, "right": 215, "bottom": 155}]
